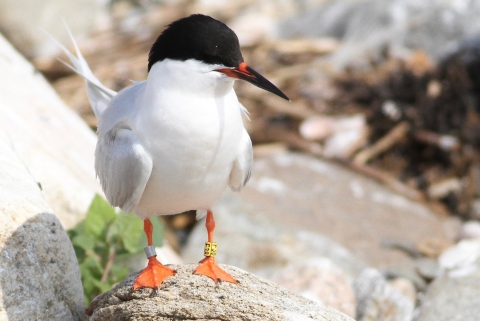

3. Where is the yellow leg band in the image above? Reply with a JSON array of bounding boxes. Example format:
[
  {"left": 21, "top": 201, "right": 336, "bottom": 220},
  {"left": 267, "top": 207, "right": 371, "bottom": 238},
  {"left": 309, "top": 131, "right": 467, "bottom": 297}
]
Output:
[{"left": 204, "top": 242, "right": 218, "bottom": 257}]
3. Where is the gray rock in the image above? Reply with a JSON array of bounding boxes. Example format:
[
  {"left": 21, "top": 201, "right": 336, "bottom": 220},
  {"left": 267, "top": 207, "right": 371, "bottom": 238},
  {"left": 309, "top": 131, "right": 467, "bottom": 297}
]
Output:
[
  {"left": 271, "top": 258, "right": 357, "bottom": 318},
  {"left": 279, "top": 0, "right": 480, "bottom": 66},
  {"left": 415, "top": 239, "right": 480, "bottom": 320},
  {"left": 182, "top": 189, "right": 364, "bottom": 281},
  {"left": 0, "top": 132, "right": 85, "bottom": 320},
  {"left": 354, "top": 268, "right": 414, "bottom": 321},
  {"left": 416, "top": 259, "right": 480, "bottom": 321},
  {"left": 414, "top": 258, "right": 440, "bottom": 282},
  {"left": 182, "top": 152, "right": 459, "bottom": 319},
  {"left": 0, "top": 31, "right": 102, "bottom": 229},
  {"left": 388, "top": 278, "right": 417, "bottom": 306},
  {"left": 0, "top": 0, "right": 105, "bottom": 58},
  {"left": 384, "top": 264, "right": 428, "bottom": 292},
  {"left": 183, "top": 152, "right": 457, "bottom": 273},
  {"left": 86, "top": 264, "right": 354, "bottom": 321}
]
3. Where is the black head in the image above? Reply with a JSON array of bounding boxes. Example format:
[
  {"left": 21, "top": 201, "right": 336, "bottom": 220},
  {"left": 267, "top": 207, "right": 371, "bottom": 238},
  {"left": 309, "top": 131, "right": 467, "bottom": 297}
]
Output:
[{"left": 148, "top": 14, "right": 243, "bottom": 71}]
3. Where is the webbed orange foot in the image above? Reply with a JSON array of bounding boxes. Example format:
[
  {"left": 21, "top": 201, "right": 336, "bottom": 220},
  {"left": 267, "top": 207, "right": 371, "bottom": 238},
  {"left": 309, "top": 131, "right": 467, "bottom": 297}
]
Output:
[
  {"left": 194, "top": 256, "right": 238, "bottom": 284},
  {"left": 133, "top": 256, "right": 176, "bottom": 290}
]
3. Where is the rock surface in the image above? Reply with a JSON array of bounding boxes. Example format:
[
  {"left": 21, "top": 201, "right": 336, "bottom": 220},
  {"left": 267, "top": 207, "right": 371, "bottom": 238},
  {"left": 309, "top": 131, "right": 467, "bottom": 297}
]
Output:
[
  {"left": 416, "top": 266, "right": 480, "bottom": 321},
  {"left": 184, "top": 152, "right": 458, "bottom": 273},
  {"left": 0, "top": 31, "right": 102, "bottom": 229},
  {"left": 271, "top": 258, "right": 356, "bottom": 318},
  {"left": 415, "top": 240, "right": 480, "bottom": 321},
  {"left": 353, "top": 268, "right": 413, "bottom": 321},
  {"left": 0, "top": 132, "right": 85, "bottom": 321},
  {"left": 280, "top": 0, "right": 480, "bottom": 66},
  {"left": 86, "top": 264, "right": 354, "bottom": 321},
  {"left": 0, "top": 0, "right": 105, "bottom": 57},
  {"left": 183, "top": 189, "right": 364, "bottom": 281},
  {"left": 183, "top": 152, "right": 459, "bottom": 316}
]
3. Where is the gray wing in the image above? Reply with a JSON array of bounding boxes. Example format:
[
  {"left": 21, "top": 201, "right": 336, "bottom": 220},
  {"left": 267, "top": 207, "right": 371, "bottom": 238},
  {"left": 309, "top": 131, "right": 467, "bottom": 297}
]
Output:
[
  {"left": 95, "top": 126, "right": 152, "bottom": 214},
  {"left": 229, "top": 129, "right": 253, "bottom": 191}
]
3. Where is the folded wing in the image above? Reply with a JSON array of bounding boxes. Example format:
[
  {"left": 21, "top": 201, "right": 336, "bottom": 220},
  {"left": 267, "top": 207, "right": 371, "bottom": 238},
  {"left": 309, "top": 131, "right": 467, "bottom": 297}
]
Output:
[
  {"left": 95, "top": 127, "right": 152, "bottom": 214},
  {"left": 229, "top": 129, "right": 253, "bottom": 191}
]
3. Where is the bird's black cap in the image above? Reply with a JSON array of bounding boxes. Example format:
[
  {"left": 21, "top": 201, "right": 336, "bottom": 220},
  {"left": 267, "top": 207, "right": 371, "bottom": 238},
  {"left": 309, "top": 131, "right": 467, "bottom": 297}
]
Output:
[{"left": 148, "top": 14, "right": 243, "bottom": 71}]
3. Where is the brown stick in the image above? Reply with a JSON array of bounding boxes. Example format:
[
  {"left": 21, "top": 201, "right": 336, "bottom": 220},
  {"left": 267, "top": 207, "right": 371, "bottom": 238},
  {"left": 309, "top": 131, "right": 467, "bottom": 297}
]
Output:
[
  {"left": 412, "top": 129, "right": 461, "bottom": 151},
  {"left": 100, "top": 241, "right": 119, "bottom": 284},
  {"left": 346, "top": 162, "right": 426, "bottom": 202},
  {"left": 260, "top": 96, "right": 317, "bottom": 120},
  {"left": 353, "top": 121, "right": 410, "bottom": 165}
]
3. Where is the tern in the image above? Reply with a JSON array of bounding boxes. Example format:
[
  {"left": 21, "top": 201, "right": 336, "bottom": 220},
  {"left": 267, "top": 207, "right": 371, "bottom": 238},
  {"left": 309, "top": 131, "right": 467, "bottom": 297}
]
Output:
[{"left": 51, "top": 14, "right": 289, "bottom": 289}]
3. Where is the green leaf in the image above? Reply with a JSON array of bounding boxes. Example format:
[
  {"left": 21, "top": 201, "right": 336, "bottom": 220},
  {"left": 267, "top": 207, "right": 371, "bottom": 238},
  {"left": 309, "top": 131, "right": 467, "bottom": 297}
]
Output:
[
  {"left": 80, "top": 256, "right": 103, "bottom": 279},
  {"left": 84, "top": 194, "right": 117, "bottom": 238},
  {"left": 81, "top": 269, "right": 97, "bottom": 304},
  {"left": 109, "top": 265, "right": 129, "bottom": 283},
  {"left": 105, "top": 218, "right": 122, "bottom": 245},
  {"left": 105, "top": 212, "right": 144, "bottom": 253},
  {"left": 67, "top": 221, "right": 85, "bottom": 239},
  {"left": 151, "top": 217, "right": 164, "bottom": 248},
  {"left": 72, "top": 246, "right": 86, "bottom": 261},
  {"left": 67, "top": 194, "right": 168, "bottom": 304},
  {"left": 92, "top": 278, "right": 112, "bottom": 293},
  {"left": 119, "top": 215, "right": 144, "bottom": 253},
  {"left": 72, "top": 234, "right": 96, "bottom": 252}
]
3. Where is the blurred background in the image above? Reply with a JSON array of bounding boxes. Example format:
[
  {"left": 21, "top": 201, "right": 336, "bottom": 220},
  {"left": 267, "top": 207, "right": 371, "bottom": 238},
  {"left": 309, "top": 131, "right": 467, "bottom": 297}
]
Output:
[{"left": 3, "top": 0, "right": 480, "bottom": 319}]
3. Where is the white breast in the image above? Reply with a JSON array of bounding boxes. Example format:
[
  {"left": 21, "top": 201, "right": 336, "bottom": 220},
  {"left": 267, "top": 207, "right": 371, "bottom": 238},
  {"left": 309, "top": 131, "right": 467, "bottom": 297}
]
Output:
[{"left": 130, "top": 60, "right": 245, "bottom": 218}]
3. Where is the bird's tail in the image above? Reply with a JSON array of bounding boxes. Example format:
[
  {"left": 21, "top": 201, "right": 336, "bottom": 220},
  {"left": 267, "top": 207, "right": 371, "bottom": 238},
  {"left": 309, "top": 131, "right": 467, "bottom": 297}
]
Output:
[{"left": 42, "top": 20, "right": 116, "bottom": 119}]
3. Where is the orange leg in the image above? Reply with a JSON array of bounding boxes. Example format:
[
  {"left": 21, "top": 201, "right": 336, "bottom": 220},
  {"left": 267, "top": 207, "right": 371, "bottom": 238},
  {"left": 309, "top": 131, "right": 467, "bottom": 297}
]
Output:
[
  {"left": 194, "top": 210, "right": 238, "bottom": 284},
  {"left": 133, "top": 219, "right": 176, "bottom": 290}
]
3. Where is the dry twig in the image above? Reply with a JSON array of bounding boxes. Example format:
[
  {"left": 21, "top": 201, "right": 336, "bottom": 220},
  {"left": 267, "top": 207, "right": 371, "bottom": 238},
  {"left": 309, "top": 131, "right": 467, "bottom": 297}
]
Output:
[{"left": 353, "top": 122, "right": 410, "bottom": 165}]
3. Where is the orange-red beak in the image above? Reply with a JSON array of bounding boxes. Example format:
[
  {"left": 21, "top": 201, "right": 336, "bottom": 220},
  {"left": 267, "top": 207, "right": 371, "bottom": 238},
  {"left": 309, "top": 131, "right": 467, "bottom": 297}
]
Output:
[{"left": 216, "top": 62, "right": 289, "bottom": 101}]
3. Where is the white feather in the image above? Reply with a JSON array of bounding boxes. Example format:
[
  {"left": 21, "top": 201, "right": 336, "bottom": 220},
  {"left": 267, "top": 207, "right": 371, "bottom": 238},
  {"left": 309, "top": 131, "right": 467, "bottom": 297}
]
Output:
[
  {"left": 229, "top": 129, "right": 253, "bottom": 191},
  {"left": 48, "top": 24, "right": 254, "bottom": 221},
  {"left": 42, "top": 20, "right": 116, "bottom": 118},
  {"left": 95, "top": 128, "right": 152, "bottom": 214}
]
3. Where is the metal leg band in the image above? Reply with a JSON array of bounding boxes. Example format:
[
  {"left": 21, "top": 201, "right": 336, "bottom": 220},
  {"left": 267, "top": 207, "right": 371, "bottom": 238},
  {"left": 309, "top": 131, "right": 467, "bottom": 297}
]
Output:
[
  {"left": 144, "top": 245, "right": 157, "bottom": 258},
  {"left": 204, "top": 242, "right": 217, "bottom": 257}
]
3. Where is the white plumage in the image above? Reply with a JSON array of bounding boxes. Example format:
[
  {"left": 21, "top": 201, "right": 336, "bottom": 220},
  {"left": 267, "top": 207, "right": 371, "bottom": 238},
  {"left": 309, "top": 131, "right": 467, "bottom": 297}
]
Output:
[
  {"left": 48, "top": 15, "right": 289, "bottom": 288},
  {"left": 48, "top": 23, "right": 253, "bottom": 221}
]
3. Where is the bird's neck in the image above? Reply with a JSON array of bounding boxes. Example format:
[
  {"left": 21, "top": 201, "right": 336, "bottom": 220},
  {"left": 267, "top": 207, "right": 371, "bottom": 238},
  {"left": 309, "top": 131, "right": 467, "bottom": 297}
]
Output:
[{"left": 147, "top": 59, "right": 235, "bottom": 98}]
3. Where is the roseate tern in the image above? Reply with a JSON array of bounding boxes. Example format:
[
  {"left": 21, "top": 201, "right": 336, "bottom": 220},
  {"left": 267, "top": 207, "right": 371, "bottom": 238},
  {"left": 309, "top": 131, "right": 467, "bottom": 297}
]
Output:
[{"left": 50, "top": 14, "right": 289, "bottom": 289}]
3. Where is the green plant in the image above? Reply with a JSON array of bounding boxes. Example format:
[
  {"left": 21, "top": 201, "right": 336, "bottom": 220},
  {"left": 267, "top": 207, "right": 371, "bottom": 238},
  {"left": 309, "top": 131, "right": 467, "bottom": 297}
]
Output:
[{"left": 67, "top": 194, "right": 163, "bottom": 304}]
